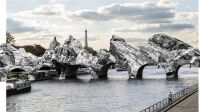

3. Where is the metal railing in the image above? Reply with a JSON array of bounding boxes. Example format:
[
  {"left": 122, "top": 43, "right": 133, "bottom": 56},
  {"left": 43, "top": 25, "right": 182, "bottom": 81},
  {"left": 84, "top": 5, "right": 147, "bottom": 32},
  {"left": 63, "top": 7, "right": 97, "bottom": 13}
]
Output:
[{"left": 140, "top": 84, "right": 198, "bottom": 112}]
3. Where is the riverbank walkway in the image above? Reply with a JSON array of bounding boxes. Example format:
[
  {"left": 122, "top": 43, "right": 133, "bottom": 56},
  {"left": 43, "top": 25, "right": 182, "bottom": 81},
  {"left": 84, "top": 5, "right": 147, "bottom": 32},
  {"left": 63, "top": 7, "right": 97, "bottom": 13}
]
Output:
[
  {"left": 140, "top": 84, "right": 198, "bottom": 112},
  {"left": 164, "top": 91, "right": 198, "bottom": 112}
]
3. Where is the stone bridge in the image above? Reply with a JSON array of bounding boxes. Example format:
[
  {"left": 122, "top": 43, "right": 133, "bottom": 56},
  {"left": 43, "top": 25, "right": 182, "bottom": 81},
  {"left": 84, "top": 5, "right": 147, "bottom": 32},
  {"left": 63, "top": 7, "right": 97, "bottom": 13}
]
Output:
[
  {"left": 1, "top": 33, "right": 199, "bottom": 80},
  {"left": 42, "top": 36, "right": 116, "bottom": 79},
  {"left": 110, "top": 33, "right": 200, "bottom": 79}
]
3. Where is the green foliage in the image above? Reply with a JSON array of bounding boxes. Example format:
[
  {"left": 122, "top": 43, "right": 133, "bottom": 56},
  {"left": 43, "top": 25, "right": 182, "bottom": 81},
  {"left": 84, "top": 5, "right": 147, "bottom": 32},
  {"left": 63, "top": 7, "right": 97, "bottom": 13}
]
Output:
[
  {"left": 84, "top": 46, "right": 97, "bottom": 56},
  {"left": 23, "top": 45, "right": 46, "bottom": 57},
  {"left": 6, "top": 32, "right": 15, "bottom": 45}
]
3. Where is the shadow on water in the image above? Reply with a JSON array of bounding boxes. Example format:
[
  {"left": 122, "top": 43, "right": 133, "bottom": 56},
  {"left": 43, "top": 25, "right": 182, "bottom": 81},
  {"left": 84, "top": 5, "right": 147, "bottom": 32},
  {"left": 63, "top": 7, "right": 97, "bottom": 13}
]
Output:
[
  {"left": 89, "top": 77, "right": 109, "bottom": 83},
  {"left": 58, "top": 78, "right": 88, "bottom": 84},
  {"left": 127, "top": 78, "right": 144, "bottom": 81},
  {"left": 166, "top": 78, "right": 179, "bottom": 81}
]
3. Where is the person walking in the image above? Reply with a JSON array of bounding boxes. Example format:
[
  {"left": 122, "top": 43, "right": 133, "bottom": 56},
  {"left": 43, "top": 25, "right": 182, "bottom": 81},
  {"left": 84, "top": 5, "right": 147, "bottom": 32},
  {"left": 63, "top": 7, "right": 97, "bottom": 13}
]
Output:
[{"left": 168, "top": 92, "right": 173, "bottom": 104}]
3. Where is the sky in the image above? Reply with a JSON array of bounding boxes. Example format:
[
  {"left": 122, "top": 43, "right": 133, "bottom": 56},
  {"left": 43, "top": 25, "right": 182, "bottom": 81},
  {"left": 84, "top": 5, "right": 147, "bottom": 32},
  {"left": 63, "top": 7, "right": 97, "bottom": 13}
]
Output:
[{"left": 7, "top": 0, "right": 198, "bottom": 50}]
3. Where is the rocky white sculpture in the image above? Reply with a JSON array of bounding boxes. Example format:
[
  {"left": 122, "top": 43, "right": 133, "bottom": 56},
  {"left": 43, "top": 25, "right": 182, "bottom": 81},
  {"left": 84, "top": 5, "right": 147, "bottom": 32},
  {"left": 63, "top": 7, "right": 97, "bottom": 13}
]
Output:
[
  {"left": 0, "top": 43, "right": 40, "bottom": 79},
  {"left": 42, "top": 35, "right": 116, "bottom": 79},
  {"left": 0, "top": 33, "right": 199, "bottom": 80},
  {"left": 110, "top": 33, "right": 200, "bottom": 78}
]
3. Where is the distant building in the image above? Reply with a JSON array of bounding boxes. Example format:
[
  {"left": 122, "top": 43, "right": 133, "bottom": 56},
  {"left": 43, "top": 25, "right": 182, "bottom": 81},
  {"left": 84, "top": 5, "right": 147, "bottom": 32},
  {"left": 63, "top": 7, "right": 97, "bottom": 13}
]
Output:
[
  {"left": 85, "top": 30, "right": 88, "bottom": 47},
  {"left": 49, "top": 36, "right": 60, "bottom": 50}
]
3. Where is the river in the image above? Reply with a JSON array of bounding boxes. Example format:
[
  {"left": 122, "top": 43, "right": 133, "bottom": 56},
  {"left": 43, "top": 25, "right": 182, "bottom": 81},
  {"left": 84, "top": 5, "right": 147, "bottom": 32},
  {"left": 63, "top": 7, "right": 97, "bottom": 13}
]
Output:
[{"left": 7, "top": 65, "right": 198, "bottom": 112}]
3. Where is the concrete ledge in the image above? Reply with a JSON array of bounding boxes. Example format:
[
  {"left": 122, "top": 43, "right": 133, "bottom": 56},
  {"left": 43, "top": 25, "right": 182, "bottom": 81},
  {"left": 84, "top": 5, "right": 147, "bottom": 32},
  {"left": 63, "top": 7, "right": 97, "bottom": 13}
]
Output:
[{"left": 161, "top": 89, "right": 198, "bottom": 112}]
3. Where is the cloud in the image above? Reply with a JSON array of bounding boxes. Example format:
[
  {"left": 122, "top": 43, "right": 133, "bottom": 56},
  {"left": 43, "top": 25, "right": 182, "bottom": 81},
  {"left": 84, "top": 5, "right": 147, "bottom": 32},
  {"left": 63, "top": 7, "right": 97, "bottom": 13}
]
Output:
[
  {"left": 68, "top": 10, "right": 112, "bottom": 21},
  {"left": 49, "top": 0, "right": 56, "bottom": 3},
  {"left": 6, "top": 18, "right": 45, "bottom": 33},
  {"left": 31, "top": 4, "right": 65, "bottom": 15},
  {"left": 77, "top": 34, "right": 103, "bottom": 41},
  {"left": 7, "top": 0, "right": 198, "bottom": 49},
  {"left": 112, "top": 23, "right": 195, "bottom": 33},
  {"left": 18, "top": 0, "right": 176, "bottom": 23},
  {"left": 187, "top": 38, "right": 198, "bottom": 44},
  {"left": 12, "top": 1, "right": 197, "bottom": 31},
  {"left": 96, "top": 1, "right": 175, "bottom": 23},
  {"left": 175, "top": 12, "right": 198, "bottom": 23},
  {"left": 65, "top": 0, "right": 176, "bottom": 23}
]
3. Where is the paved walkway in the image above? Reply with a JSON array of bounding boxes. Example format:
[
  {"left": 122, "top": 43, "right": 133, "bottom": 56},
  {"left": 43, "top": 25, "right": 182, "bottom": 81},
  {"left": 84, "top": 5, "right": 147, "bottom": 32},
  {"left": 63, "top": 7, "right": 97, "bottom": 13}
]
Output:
[{"left": 166, "top": 91, "right": 198, "bottom": 112}]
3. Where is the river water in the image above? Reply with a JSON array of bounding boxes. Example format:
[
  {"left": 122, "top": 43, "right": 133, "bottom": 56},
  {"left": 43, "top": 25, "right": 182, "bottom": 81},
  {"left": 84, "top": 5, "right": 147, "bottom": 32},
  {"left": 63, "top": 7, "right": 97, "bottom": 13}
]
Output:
[{"left": 7, "top": 65, "right": 198, "bottom": 112}]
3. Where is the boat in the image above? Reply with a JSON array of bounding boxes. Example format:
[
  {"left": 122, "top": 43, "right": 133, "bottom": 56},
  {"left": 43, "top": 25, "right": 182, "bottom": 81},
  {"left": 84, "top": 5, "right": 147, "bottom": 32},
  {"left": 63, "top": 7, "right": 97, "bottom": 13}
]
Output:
[
  {"left": 77, "top": 68, "right": 90, "bottom": 75},
  {"left": 28, "top": 75, "right": 36, "bottom": 81},
  {"left": 30, "top": 69, "right": 58, "bottom": 81},
  {"left": 6, "top": 79, "right": 31, "bottom": 96},
  {"left": 116, "top": 67, "right": 127, "bottom": 71}
]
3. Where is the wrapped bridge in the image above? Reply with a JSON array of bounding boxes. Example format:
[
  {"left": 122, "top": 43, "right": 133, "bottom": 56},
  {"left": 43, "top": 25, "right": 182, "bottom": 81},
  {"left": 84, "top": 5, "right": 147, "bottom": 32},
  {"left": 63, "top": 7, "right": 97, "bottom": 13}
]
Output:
[{"left": 110, "top": 34, "right": 200, "bottom": 79}]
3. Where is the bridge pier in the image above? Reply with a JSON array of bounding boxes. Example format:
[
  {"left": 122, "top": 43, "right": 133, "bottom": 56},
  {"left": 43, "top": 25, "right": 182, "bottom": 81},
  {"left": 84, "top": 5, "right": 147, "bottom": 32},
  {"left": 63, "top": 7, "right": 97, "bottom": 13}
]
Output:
[
  {"left": 135, "top": 65, "right": 146, "bottom": 79},
  {"left": 96, "top": 64, "right": 112, "bottom": 79},
  {"left": 56, "top": 65, "right": 79, "bottom": 79},
  {"left": 128, "top": 73, "right": 142, "bottom": 79},
  {"left": 63, "top": 66, "right": 79, "bottom": 78},
  {"left": 53, "top": 59, "right": 115, "bottom": 79},
  {"left": 128, "top": 67, "right": 142, "bottom": 79},
  {"left": 52, "top": 60, "right": 79, "bottom": 79},
  {"left": 166, "top": 65, "right": 182, "bottom": 79},
  {"left": 166, "top": 72, "right": 178, "bottom": 79}
]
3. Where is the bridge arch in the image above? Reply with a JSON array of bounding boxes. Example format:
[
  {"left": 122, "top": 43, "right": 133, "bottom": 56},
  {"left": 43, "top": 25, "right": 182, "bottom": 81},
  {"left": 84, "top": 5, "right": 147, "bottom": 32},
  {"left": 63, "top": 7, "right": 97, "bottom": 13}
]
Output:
[
  {"left": 175, "top": 63, "right": 197, "bottom": 78},
  {"left": 52, "top": 59, "right": 115, "bottom": 79},
  {"left": 8, "top": 68, "right": 28, "bottom": 79},
  {"left": 136, "top": 63, "right": 159, "bottom": 78},
  {"left": 166, "top": 63, "right": 196, "bottom": 79},
  {"left": 34, "top": 65, "right": 58, "bottom": 79},
  {"left": 10, "top": 68, "right": 26, "bottom": 73}
]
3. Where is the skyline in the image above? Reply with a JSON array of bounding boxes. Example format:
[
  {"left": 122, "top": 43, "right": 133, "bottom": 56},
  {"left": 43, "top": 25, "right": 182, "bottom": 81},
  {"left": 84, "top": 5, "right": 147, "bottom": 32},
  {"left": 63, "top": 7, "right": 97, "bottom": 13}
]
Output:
[{"left": 7, "top": 0, "right": 198, "bottom": 50}]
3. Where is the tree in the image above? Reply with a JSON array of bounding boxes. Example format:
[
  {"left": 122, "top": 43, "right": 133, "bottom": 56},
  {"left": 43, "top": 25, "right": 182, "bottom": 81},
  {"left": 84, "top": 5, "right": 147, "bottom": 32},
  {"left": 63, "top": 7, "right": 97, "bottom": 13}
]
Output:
[
  {"left": 23, "top": 45, "right": 46, "bottom": 57},
  {"left": 84, "top": 46, "right": 97, "bottom": 56},
  {"left": 34, "top": 44, "right": 46, "bottom": 56},
  {"left": 6, "top": 32, "right": 15, "bottom": 45}
]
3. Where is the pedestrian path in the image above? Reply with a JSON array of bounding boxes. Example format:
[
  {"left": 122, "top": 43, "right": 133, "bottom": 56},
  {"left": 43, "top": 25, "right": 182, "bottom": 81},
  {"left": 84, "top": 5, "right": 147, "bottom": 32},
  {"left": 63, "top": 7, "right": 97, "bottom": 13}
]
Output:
[
  {"left": 140, "top": 84, "right": 198, "bottom": 112},
  {"left": 166, "top": 91, "right": 198, "bottom": 112}
]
